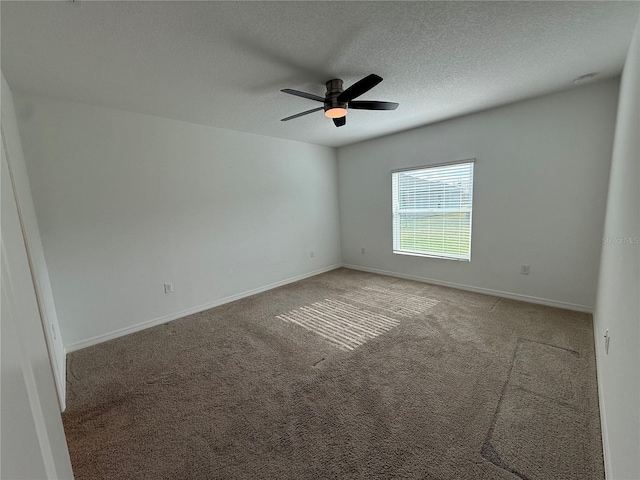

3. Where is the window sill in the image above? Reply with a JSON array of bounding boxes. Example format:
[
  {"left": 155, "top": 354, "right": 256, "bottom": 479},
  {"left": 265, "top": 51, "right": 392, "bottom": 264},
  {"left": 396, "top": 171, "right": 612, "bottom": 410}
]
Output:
[{"left": 393, "top": 250, "right": 470, "bottom": 262}]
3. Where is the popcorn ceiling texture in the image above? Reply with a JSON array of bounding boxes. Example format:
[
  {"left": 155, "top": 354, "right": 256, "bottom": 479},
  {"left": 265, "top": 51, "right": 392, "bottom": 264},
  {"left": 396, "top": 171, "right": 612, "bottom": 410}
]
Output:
[
  {"left": 2, "top": 1, "right": 638, "bottom": 147},
  {"left": 63, "top": 268, "right": 604, "bottom": 479}
]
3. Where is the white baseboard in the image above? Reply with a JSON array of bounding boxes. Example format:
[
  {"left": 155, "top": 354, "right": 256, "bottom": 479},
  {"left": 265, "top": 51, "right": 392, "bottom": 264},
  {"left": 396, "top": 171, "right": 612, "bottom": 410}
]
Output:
[
  {"left": 592, "top": 314, "right": 611, "bottom": 479},
  {"left": 65, "top": 262, "right": 593, "bottom": 353},
  {"left": 342, "top": 264, "right": 594, "bottom": 313},
  {"left": 65, "top": 264, "right": 342, "bottom": 352},
  {"left": 59, "top": 348, "right": 66, "bottom": 412}
]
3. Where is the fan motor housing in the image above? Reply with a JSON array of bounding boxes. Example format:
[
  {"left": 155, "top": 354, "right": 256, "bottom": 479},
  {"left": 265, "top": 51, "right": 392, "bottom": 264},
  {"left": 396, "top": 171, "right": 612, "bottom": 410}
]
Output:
[{"left": 324, "top": 79, "right": 348, "bottom": 113}]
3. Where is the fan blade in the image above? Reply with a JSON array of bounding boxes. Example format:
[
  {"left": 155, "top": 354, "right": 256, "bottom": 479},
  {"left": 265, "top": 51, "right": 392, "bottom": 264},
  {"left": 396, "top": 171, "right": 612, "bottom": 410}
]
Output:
[
  {"left": 333, "top": 116, "right": 346, "bottom": 127},
  {"left": 281, "top": 107, "right": 324, "bottom": 122},
  {"left": 337, "top": 74, "right": 383, "bottom": 102},
  {"left": 349, "top": 101, "right": 399, "bottom": 111},
  {"left": 281, "top": 89, "right": 325, "bottom": 103}
]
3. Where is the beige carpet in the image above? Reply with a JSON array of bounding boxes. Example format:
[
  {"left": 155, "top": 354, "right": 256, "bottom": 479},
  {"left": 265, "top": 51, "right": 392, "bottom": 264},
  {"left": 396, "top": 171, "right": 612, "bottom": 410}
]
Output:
[{"left": 63, "top": 268, "right": 604, "bottom": 479}]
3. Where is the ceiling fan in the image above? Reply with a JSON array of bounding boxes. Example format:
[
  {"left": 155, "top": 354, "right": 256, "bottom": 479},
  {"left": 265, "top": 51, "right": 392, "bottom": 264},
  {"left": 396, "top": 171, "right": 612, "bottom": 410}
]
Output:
[{"left": 281, "top": 74, "right": 399, "bottom": 127}]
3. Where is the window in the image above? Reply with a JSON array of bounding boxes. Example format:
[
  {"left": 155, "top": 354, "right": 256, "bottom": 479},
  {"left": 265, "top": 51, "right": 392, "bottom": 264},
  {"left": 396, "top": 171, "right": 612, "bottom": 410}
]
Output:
[{"left": 392, "top": 160, "right": 474, "bottom": 261}]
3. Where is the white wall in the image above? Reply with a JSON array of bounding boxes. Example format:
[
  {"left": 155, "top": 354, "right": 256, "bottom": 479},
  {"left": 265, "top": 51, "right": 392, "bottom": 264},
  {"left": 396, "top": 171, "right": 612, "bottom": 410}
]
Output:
[
  {"left": 593, "top": 19, "right": 640, "bottom": 480},
  {"left": 338, "top": 79, "right": 619, "bottom": 310},
  {"left": 1, "top": 73, "right": 74, "bottom": 479},
  {"left": 1, "top": 74, "right": 66, "bottom": 408},
  {"left": 14, "top": 94, "right": 341, "bottom": 350}
]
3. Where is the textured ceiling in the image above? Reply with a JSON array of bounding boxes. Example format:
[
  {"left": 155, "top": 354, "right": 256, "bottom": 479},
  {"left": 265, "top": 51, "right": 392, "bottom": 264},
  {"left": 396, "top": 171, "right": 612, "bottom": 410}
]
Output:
[{"left": 2, "top": 1, "right": 638, "bottom": 147}]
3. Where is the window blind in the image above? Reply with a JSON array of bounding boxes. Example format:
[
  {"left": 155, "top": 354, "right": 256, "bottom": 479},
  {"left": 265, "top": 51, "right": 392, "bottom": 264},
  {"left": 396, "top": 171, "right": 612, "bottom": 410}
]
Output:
[{"left": 392, "top": 161, "right": 474, "bottom": 261}]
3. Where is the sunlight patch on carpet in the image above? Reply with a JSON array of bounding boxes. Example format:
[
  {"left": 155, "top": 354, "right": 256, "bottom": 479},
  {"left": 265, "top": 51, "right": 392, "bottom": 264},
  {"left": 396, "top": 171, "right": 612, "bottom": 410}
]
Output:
[
  {"left": 277, "top": 299, "right": 400, "bottom": 351},
  {"left": 341, "top": 286, "right": 439, "bottom": 317}
]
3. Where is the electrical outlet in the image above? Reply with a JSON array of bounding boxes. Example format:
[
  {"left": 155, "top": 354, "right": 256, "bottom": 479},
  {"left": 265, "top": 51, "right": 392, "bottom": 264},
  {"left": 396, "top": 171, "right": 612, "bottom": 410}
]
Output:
[
  {"left": 361, "top": 247, "right": 366, "bottom": 254},
  {"left": 520, "top": 264, "right": 530, "bottom": 275},
  {"left": 310, "top": 251, "right": 315, "bottom": 258},
  {"left": 164, "top": 282, "right": 173, "bottom": 294},
  {"left": 604, "top": 329, "right": 610, "bottom": 354}
]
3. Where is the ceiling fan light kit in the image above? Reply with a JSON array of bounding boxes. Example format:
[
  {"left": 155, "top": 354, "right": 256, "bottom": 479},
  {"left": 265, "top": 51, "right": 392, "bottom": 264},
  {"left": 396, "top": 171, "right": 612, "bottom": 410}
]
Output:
[
  {"left": 325, "top": 107, "right": 348, "bottom": 119},
  {"left": 281, "top": 74, "right": 399, "bottom": 127},
  {"left": 324, "top": 79, "right": 348, "bottom": 118}
]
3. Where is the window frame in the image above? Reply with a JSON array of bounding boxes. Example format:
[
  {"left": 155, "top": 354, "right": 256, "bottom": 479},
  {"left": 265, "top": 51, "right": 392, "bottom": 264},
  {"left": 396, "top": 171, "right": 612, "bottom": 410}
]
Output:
[{"left": 391, "top": 159, "right": 475, "bottom": 262}]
